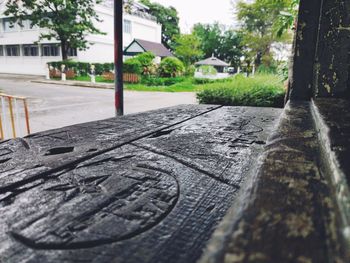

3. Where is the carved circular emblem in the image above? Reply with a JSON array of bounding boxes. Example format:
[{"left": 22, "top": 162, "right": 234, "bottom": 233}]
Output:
[{"left": 11, "top": 159, "right": 179, "bottom": 249}]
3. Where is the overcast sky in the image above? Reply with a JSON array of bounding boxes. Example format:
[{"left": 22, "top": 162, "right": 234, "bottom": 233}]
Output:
[{"left": 152, "top": 0, "right": 237, "bottom": 33}]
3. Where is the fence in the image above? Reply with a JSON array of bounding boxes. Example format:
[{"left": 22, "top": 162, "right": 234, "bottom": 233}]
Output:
[
  {"left": 123, "top": 73, "right": 140, "bottom": 83},
  {"left": 0, "top": 94, "right": 30, "bottom": 140}
]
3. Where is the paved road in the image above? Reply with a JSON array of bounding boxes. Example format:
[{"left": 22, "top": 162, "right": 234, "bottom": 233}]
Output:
[{"left": 0, "top": 74, "right": 197, "bottom": 135}]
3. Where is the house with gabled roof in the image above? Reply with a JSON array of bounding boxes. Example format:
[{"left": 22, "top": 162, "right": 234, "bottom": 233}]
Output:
[{"left": 123, "top": 39, "right": 173, "bottom": 64}]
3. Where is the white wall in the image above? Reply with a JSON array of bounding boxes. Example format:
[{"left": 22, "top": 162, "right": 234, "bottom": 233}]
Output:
[
  {"left": 123, "top": 13, "right": 162, "bottom": 47},
  {"left": 0, "top": 56, "right": 53, "bottom": 75}
]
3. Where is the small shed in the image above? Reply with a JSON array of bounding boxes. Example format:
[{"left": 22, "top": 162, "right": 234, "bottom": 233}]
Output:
[
  {"left": 195, "top": 55, "right": 229, "bottom": 73},
  {"left": 123, "top": 39, "right": 173, "bottom": 63},
  {"left": 194, "top": 55, "right": 230, "bottom": 79}
]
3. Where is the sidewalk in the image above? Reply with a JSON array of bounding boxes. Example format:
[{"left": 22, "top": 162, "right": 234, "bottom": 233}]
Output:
[{"left": 32, "top": 79, "right": 114, "bottom": 90}]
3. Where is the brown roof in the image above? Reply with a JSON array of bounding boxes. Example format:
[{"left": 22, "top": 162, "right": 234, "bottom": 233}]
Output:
[
  {"left": 131, "top": 39, "right": 173, "bottom": 57},
  {"left": 195, "top": 56, "right": 229, "bottom": 67}
]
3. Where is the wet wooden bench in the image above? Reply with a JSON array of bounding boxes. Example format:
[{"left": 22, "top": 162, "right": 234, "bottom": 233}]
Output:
[
  {"left": 0, "top": 105, "right": 282, "bottom": 262},
  {"left": 1, "top": 100, "right": 350, "bottom": 262},
  {"left": 1, "top": 0, "right": 350, "bottom": 261}
]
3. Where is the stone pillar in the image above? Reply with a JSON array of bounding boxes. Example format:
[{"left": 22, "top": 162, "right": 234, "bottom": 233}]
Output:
[
  {"left": 90, "top": 64, "right": 96, "bottom": 83},
  {"left": 45, "top": 65, "right": 51, "bottom": 80},
  {"left": 61, "top": 64, "right": 66, "bottom": 81}
]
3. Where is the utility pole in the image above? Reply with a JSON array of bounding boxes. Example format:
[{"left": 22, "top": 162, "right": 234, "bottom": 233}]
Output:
[{"left": 114, "top": 0, "right": 124, "bottom": 116}]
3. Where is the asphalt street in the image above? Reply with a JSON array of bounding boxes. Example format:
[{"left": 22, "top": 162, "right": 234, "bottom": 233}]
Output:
[{"left": 0, "top": 74, "right": 197, "bottom": 135}]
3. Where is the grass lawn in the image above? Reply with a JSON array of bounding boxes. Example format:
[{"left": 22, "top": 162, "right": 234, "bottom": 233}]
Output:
[
  {"left": 125, "top": 79, "right": 200, "bottom": 92},
  {"left": 71, "top": 75, "right": 201, "bottom": 92},
  {"left": 197, "top": 74, "right": 286, "bottom": 108},
  {"left": 74, "top": 75, "right": 114, "bottom": 83},
  {"left": 64, "top": 74, "right": 286, "bottom": 108}
]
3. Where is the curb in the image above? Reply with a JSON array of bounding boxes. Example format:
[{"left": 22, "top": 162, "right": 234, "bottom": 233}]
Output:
[{"left": 31, "top": 80, "right": 114, "bottom": 90}]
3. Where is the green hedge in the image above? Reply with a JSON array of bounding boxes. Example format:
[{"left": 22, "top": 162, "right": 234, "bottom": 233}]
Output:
[
  {"left": 193, "top": 77, "right": 235, "bottom": 85},
  {"left": 196, "top": 74, "right": 286, "bottom": 108},
  {"left": 48, "top": 61, "right": 114, "bottom": 76},
  {"left": 159, "top": 57, "right": 185, "bottom": 77},
  {"left": 123, "top": 58, "right": 142, "bottom": 75},
  {"left": 141, "top": 76, "right": 186, "bottom": 86}
]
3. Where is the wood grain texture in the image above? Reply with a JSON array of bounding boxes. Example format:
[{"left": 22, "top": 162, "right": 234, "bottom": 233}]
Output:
[
  {"left": 313, "top": 0, "right": 350, "bottom": 98},
  {"left": 288, "top": 0, "right": 323, "bottom": 100},
  {"left": 199, "top": 101, "right": 348, "bottom": 263},
  {"left": 0, "top": 105, "right": 282, "bottom": 263}
]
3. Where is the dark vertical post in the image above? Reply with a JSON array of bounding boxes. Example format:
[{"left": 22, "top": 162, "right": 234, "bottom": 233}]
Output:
[
  {"left": 287, "top": 0, "right": 323, "bottom": 101},
  {"left": 114, "top": 0, "right": 124, "bottom": 116},
  {"left": 313, "top": 0, "right": 350, "bottom": 98}
]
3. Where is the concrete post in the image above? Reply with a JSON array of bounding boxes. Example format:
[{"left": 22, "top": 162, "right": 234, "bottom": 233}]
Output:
[{"left": 61, "top": 64, "right": 66, "bottom": 81}]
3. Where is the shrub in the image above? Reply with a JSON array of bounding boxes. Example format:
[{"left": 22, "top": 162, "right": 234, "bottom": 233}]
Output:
[
  {"left": 159, "top": 57, "right": 185, "bottom": 77},
  {"left": 257, "top": 64, "right": 277, "bottom": 74},
  {"left": 48, "top": 61, "right": 114, "bottom": 77},
  {"left": 196, "top": 74, "right": 286, "bottom": 108},
  {"left": 141, "top": 76, "right": 186, "bottom": 86},
  {"left": 185, "top": 65, "right": 196, "bottom": 76},
  {"left": 277, "top": 61, "right": 289, "bottom": 81},
  {"left": 193, "top": 77, "right": 235, "bottom": 85},
  {"left": 199, "top": 65, "right": 217, "bottom": 76},
  {"left": 135, "top": 52, "right": 155, "bottom": 68},
  {"left": 134, "top": 52, "right": 156, "bottom": 75},
  {"left": 123, "top": 58, "right": 142, "bottom": 75}
]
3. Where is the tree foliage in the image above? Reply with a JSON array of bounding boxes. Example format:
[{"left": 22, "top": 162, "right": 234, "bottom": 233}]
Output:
[
  {"left": 5, "top": 0, "right": 105, "bottom": 60},
  {"left": 124, "top": 58, "right": 142, "bottom": 75},
  {"left": 192, "top": 23, "right": 223, "bottom": 59},
  {"left": 236, "top": 0, "right": 294, "bottom": 67},
  {"left": 193, "top": 23, "right": 244, "bottom": 68},
  {"left": 159, "top": 57, "right": 185, "bottom": 77},
  {"left": 274, "top": 0, "right": 299, "bottom": 37},
  {"left": 174, "top": 34, "right": 203, "bottom": 67},
  {"left": 140, "top": 0, "right": 180, "bottom": 50}
]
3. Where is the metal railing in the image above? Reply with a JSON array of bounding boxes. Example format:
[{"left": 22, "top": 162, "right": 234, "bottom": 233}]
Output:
[{"left": 0, "top": 93, "right": 31, "bottom": 140}]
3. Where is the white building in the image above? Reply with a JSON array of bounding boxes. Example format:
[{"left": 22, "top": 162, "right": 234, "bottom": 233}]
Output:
[{"left": 0, "top": 1, "right": 162, "bottom": 75}]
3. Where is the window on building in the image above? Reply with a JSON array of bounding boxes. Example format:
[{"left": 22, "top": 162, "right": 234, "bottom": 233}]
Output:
[
  {"left": 20, "top": 20, "right": 32, "bottom": 30},
  {"left": 6, "top": 45, "right": 20, "bottom": 56},
  {"left": 68, "top": 47, "right": 77, "bottom": 57},
  {"left": 123, "top": 19, "right": 132, "bottom": 34},
  {"left": 23, "top": 45, "right": 39, "bottom": 56},
  {"left": 3, "top": 18, "right": 17, "bottom": 32},
  {"left": 42, "top": 44, "right": 60, "bottom": 56},
  {"left": 0, "top": 46, "right": 3, "bottom": 56}
]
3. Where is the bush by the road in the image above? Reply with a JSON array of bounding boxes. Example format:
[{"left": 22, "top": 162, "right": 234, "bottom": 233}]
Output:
[
  {"left": 48, "top": 61, "right": 114, "bottom": 76},
  {"left": 159, "top": 57, "right": 185, "bottom": 77},
  {"left": 141, "top": 76, "right": 186, "bottom": 86},
  {"left": 196, "top": 74, "right": 286, "bottom": 108},
  {"left": 123, "top": 58, "right": 142, "bottom": 75}
]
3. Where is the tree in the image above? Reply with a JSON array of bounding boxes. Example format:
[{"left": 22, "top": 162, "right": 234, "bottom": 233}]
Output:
[
  {"left": 140, "top": 0, "right": 180, "bottom": 50},
  {"left": 174, "top": 34, "right": 203, "bottom": 67},
  {"left": 236, "top": 0, "right": 293, "bottom": 67},
  {"left": 5, "top": 0, "right": 105, "bottom": 60},
  {"left": 193, "top": 23, "right": 244, "bottom": 68},
  {"left": 192, "top": 23, "right": 223, "bottom": 59},
  {"left": 274, "top": 0, "right": 299, "bottom": 37}
]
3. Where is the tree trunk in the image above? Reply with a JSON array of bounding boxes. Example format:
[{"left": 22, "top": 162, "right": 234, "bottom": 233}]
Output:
[
  {"left": 255, "top": 51, "right": 262, "bottom": 67},
  {"left": 61, "top": 40, "right": 68, "bottom": 61}
]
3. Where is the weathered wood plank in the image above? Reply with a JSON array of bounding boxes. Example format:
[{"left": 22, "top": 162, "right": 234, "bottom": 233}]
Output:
[
  {"left": 199, "top": 102, "right": 347, "bottom": 263},
  {"left": 0, "top": 106, "right": 281, "bottom": 263},
  {"left": 313, "top": 0, "right": 350, "bottom": 98},
  {"left": 0, "top": 105, "right": 220, "bottom": 194},
  {"left": 288, "top": 0, "right": 323, "bottom": 100},
  {"left": 312, "top": 98, "right": 350, "bottom": 243}
]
